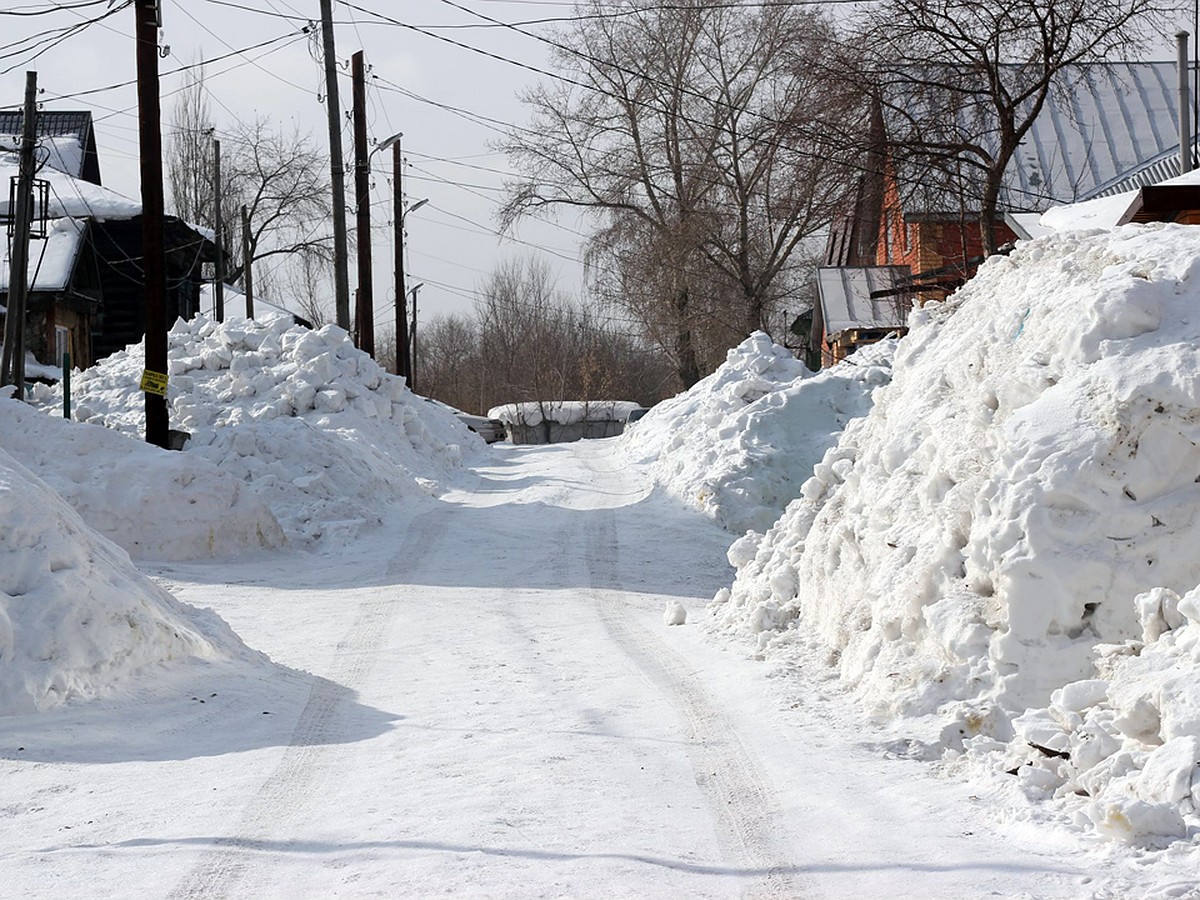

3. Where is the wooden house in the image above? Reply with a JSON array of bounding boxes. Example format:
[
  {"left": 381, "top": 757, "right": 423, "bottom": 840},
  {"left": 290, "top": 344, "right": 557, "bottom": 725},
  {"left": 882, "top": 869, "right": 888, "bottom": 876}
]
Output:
[
  {"left": 815, "top": 62, "right": 1191, "bottom": 367},
  {"left": 1, "top": 110, "right": 213, "bottom": 372}
]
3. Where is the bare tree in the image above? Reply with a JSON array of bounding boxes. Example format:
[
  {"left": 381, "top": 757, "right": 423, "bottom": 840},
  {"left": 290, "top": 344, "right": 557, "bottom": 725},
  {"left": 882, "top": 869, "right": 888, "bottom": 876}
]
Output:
[
  {"left": 856, "top": 0, "right": 1173, "bottom": 255},
  {"left": 166, "top": 67, "right": 215, "bottom": 227},
  {"left": 166, "top": 76, "right": 334, "bottom": 312},
  {"left": 500, "top": 0, "right": 852, "bottom": 387},
  {"left": 220, "top": 117, "right": 333, "bottom": 287},
  {"left": 418, "top": 256, "right": 673, "bottom": 414}
]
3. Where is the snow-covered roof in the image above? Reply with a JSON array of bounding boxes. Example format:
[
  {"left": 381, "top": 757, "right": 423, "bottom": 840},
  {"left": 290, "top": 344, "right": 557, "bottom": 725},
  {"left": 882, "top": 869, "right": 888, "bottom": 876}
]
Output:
[
  {"left": 815, "top": 266, "right": 908, "bottom": 335},
  {"left": 1040, "top": 166, "right": 1200, "bottom": 232},
  {"left": 0, "top": 153, "right": 138, "bottom": 221},
  {"left": 0, "top": 217, "right": 86, "bottom": 293},
  {"left": 0, "top": 110, "right": 101, "bottom": 184}
]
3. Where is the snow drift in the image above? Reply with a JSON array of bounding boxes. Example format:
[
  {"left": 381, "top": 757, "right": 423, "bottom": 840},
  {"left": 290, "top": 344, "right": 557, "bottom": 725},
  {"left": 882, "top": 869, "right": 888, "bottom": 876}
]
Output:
[
  {"left": 0, "top": 448, "right": 254, "bottom": 715},
  {"left": 0, "top": 397, "right": 283, "bottom": 561},
  {"left": 33, "top": 315, "right": 476, "bottom": 544},
  {"left": 713, "top": 225, "right": 1200, "bottom": 734},
  {"left": 623, "top": 332, "right": 894, "bottom": 534}
]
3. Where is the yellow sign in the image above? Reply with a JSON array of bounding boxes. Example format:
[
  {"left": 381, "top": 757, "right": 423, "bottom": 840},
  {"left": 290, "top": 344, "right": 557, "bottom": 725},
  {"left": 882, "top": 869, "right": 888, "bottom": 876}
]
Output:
[{"left": 140, "top": 369, "right": 168, "bottom": 396}]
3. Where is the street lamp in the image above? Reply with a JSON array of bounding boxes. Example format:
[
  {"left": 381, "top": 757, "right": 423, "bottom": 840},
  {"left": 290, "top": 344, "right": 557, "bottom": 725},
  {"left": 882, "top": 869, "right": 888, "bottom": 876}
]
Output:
[{"left": 352, "top": 129, "right": 404, "bottom": 357}]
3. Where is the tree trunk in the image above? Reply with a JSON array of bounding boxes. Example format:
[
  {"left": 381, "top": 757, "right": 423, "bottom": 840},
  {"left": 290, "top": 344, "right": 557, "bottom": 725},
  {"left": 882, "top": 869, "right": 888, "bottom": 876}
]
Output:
[{"left": 673, "top": 286, "right": 701, "bottom": 387}]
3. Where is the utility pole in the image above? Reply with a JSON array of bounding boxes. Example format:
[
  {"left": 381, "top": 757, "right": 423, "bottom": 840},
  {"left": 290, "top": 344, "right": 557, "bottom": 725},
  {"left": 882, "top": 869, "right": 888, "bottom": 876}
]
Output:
[
  {"left": 319, "top": 0, "right": 351, "bottom": 332},
  {"left": 135, "top": 0, "right": 169, "bottom": 449},
  {"left": 1180, "top": 32, "right": 1194, "bottom": 175},
  {"left": 213, "top": 137, "right": 225, "bottom": 322},
  {"left": 1, "top": 71, "right": 37, "bottom": 396},
  {"left": 241, "top": 204, "right": 254, "bottom": 318},
  {"left": 393, "top": 139, "right": 410, "bottom": 380},
  {"left": 351, "top": 50, "right": 374, "bottom": 356},
  {"left": 409, "top": 282, "right": 421, "bottom": 394}
]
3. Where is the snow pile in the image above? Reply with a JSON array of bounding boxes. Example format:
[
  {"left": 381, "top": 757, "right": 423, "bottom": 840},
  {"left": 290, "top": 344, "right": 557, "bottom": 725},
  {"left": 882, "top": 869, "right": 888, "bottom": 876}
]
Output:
[
  {"left": 488, "top": 399, "right": 641, "bottom": 426},
  {"left": 624, "top": 332, "right": 894, "bottom": 534},
  {"left": 713, "top": 225, "right": 1200, "bottom": 734},
  {"left": 32, "top": 315, "right": 474, "bottom": 544},
  {"left": 981, "top": 585, "right": 1200, "bottom": 846},
  {"left": 0, "top": 448, "right": 255, "bottom": 716},
  {"left": 0, "top": 397, "right": 283, "bottom": 561}
]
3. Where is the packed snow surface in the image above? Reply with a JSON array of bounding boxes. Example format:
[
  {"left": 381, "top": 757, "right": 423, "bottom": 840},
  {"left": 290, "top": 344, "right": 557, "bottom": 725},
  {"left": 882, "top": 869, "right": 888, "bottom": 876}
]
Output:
[
  {"left": 623, "top": 332, "right": 894, "bottom": 533},
  {"left": 0, "top": 448, "right": 254, "bottom": 716},
  {"left": 713, "top": 224, "right": 1200, "bottom": 744},
  {"left": 32, "top": 314, "right": 476, "bottom": 545}
]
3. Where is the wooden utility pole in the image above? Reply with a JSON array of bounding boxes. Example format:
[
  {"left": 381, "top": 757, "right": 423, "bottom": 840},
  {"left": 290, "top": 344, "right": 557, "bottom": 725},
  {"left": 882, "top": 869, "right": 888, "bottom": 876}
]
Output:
[
  {"left": 393, "top": 139, "right": 410, "bottom": 380},
  {"left": 352, "top": 50, "right": 374, "bottom": 356},
  {"left": 213, "top": 137, "right": 225, "bottom": 322},
  {"left": 319, "top": 0, "right": 351, "bottom": 331},
  {"left": 409, "top": 282, "right": 421, "bottom": 394},
  {"left": 1180, "top": 32, "right": 1193, "bottom": 175},
  {"left": 241, "top": 205, "right": 254, "bottom": 318},
  {"left": 1, "top": 71, "right": 37, "bottom": 396},
  {"left": 134, "top": 0, "right": 169, "bottom": 449}
]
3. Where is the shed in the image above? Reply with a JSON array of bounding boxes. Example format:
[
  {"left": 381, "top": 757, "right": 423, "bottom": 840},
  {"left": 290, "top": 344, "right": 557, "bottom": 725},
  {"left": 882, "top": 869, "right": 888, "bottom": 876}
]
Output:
[
  {"left": 488, "top": 400, "right": 642, "bottom": 444},
  {"left": 814, "top": 266, "right": 909, "bottom": 366},
  {"left": 1115, "top": 184, "right": 1200, "bottom": 225}
]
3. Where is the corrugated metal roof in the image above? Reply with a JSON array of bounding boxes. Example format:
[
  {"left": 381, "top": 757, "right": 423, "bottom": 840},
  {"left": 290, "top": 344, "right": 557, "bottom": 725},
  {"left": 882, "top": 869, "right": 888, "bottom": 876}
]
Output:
[
  {"left": 890, "top": 62, "right": 1185, "bottom": 214},
  {"left": 0, "top": 110, "right": 100, "bottom": 184},
  {"left": 816, "top": 266, "right": 909, "bottom": 335}
]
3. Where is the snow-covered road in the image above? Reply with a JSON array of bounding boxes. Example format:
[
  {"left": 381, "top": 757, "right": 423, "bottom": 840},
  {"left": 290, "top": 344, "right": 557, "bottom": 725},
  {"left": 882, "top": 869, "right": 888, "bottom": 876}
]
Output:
[{"left": 1, "top": 441, "right": 1104, "bottom": 897}]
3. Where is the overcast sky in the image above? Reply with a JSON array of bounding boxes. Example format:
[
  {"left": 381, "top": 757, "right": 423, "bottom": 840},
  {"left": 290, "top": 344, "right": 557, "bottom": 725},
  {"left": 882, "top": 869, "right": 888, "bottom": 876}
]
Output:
[{"left": 0, "top": 0, "right": 591, "bottom": 329}]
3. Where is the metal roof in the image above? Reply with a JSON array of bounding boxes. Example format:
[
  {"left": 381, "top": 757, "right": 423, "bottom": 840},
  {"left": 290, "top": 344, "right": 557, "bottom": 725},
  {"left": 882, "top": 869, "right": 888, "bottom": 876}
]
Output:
[
  {"left": 0, "top": 110, "right": 101, "bottom": 185},
  {"left": 816, "top": 266, "right": 909, "bottom": 335},
  {"left": 889, "top": 62, "right": 1184, "bottom": 215}
]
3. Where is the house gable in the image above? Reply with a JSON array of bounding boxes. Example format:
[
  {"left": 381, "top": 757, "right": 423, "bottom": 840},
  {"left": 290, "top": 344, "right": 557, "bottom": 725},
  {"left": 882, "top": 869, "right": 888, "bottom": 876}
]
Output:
[{"left": 0, "top": 110, "right": 102, "bottom": 185}]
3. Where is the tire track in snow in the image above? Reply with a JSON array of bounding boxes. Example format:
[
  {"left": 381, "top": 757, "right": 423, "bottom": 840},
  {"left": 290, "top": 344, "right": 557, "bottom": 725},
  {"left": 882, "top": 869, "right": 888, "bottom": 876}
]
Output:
[
  {"left": 167, "top": 506, "right": 451, "bottom": 900},
  {"left": 583, "top": 507, "right": 808, "bottom": 900}
]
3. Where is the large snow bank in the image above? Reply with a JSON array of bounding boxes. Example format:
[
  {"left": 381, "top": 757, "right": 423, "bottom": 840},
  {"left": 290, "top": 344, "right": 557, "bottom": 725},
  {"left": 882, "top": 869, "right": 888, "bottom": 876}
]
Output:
[
  {"left": 623, "top": 332, "right": 894, "bottom": 534},
  {"left": 0, "top": 397, "right": 283, "bottom": 561},
  {"left": 713, "top": 225, "right": 1200, "bottom": 733},
  {"left": 32, "top": 315, "right": 475, "bottom": 544},
  {"left": 0, "top": 448, "right": 254, "bottom": 715},
  {"left": 978, "top": 584, "right": 1200, "bottom": 846}
]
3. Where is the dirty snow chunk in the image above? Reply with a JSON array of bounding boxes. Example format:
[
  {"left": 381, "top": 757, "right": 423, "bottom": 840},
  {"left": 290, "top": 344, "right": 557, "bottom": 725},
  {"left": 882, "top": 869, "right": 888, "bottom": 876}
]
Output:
[
  {"left": 0, "top": 397, "right": 283, "bottom": 561},
  {"left": 28, "top": 315, "right": 477, "bottom": 547},
  {"left": 0, "top": 449, "right": 255, "bottom": 715},
  {"left": 663, "top": 601, "right": 687, "bottom": 626},
  {"left": 983, "top": 584, "right": 1200, "bottom": 845},
  {"left": 623, "top": 332, "right": 895, "bottom": 534},
  {"left": 714, "top": 225, "right": 1200, "bottom": 735}
]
